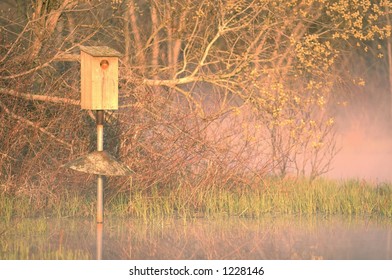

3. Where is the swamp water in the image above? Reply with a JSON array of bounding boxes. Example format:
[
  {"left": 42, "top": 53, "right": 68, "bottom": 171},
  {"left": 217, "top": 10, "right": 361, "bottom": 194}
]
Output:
[{"left": 1, "top": 216, "right": 392, "bottom": 260}]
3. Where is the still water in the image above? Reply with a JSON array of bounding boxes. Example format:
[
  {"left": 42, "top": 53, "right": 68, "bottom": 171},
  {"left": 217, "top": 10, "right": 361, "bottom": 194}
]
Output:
[{"left": 1, "top": 216, "right": 391, "bottom": 260}]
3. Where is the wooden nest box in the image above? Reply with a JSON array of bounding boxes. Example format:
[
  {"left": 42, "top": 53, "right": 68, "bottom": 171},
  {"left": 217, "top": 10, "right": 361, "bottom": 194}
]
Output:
[{"left": 80, "top": 46, "right": 122, "bottom": 110}]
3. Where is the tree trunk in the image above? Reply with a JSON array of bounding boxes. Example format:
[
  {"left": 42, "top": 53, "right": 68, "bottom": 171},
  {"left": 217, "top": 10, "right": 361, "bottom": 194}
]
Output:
[{"left": 386, "top": 8, "right": 392, "bottom": 122}]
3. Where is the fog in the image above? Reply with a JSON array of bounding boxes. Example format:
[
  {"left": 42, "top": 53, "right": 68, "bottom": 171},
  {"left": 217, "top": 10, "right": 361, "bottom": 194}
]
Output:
[{"left": 328, "top": 84, "right": 392, "bottom": 183}]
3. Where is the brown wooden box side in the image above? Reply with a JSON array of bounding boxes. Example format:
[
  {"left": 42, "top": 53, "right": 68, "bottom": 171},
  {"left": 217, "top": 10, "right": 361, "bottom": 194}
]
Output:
[{"left": 81, "top": 51, "right": 93, "bottom": 109}]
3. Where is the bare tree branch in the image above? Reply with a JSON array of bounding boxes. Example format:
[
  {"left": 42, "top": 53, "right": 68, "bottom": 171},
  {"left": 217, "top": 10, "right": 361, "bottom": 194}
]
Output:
[
  {"left": 0, "top": 88, "right": 79, "bottom": 106},
  {"left": 0, "top": 99, "right": 72, "bottom": 149}
]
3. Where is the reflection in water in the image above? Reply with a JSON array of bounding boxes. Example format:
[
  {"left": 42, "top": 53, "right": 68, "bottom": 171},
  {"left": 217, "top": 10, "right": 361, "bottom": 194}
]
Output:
[
  {"left": 96, "top": 224, "right": 103, "bottom": 260},
  {"left": 1, "top": 216, "right": 392, "bottom": 260}
]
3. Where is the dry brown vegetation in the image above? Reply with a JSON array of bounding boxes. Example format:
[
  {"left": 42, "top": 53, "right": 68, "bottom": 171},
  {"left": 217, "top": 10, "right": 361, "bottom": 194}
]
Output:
[{"left": 1, "top": 0, "right": 391, "bottom": 202}]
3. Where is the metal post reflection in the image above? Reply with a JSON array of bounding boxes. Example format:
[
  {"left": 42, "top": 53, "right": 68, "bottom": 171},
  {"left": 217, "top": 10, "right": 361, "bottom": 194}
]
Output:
[{"left": 96, "top": 223, "right": 103, "bottom": 260}]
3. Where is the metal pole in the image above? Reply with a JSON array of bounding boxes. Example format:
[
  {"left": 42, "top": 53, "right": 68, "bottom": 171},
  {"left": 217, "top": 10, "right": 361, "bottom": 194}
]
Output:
[
  {"left": 96, "top": 110, "right": 104, "bottom": 224},
  {"left": 97, "top": 175, "right": 104, "bottom": 223},
  {"left": 97, "top": 110, "right": 104, "bottom": 152}
]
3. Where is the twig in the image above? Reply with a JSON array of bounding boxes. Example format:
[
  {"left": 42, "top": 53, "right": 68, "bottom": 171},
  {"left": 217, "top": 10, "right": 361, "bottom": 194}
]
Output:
[{"left": 0, "top": 100, "right": 72, "bottom": 149}]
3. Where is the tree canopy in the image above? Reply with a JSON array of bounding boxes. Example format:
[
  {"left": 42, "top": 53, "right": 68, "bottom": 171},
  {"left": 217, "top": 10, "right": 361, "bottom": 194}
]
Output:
[{"left": 0, "top": 0, "right": 391, "bottom": 195}]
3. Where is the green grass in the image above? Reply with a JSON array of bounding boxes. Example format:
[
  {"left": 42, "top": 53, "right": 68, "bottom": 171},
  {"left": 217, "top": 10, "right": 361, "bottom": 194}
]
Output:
[{"left": 1, "top": 178, "right": 392, "bottom": 221}]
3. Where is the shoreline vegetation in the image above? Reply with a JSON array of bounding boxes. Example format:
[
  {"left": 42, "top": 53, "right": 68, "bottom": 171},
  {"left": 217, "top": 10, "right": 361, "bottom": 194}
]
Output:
[{"left": 1, "top": 178, "right": 392, "bottom": 222}]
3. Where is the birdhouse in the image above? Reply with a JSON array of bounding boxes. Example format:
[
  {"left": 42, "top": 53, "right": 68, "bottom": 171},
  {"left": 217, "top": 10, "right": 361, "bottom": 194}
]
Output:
[{"left": 80, "top": 46, "right": 122, "bottom": 110}]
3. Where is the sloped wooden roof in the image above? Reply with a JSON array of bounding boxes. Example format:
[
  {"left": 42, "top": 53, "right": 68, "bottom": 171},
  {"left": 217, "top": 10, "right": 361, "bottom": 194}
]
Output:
[{"left": 80, "top": 46, "right": 122, "bottom": 57}]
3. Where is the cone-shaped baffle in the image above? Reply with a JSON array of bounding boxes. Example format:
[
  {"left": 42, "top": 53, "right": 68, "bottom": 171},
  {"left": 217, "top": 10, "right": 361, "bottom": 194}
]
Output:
[{"left": 64, "top": 151, "right": 133, "bottom": 176}]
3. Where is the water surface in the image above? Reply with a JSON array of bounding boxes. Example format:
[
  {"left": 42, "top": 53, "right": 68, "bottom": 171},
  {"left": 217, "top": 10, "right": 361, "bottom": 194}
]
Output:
[{"left": 1, "top": 216, "right": 391, "bottom": 259}]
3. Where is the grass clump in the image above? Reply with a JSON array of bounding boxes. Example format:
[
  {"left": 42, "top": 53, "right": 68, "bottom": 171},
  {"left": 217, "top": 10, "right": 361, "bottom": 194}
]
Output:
[
  {"left": 1, "top": 178, "right": 392, "bottom": 221},
  {"left": 105, "top": 178, "right": 392, "bottom": 220}
]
